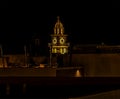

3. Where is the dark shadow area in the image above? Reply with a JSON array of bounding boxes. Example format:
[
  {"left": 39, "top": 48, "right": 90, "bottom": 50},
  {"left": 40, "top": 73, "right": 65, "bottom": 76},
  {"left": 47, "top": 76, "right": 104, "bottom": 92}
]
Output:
[
  {"left": 0, "top": 0, "right": 8, "bottom": 8},
  {"left": 0, "top": 77, "right": 120, "bottom": 98},
  {"left": 112, "top": 1, "right": 120, "bottom": 8}
]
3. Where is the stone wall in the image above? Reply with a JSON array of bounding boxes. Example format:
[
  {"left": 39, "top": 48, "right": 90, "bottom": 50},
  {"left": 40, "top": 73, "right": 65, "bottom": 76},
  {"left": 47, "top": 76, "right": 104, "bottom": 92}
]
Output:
[
  {"left": 0, "top": 68, "right": 56, "bottom": 77},
  {"left": 1, "top": 53, "right": 120, "bottom": 77},
  {"left": 0, "top": 57, "right": 8, "bottom": 68},
  {"left": 0, "top": 55, "right": 48, "bottom": 67},
  {"left": 72, "top": 54, "right": 120, "bottom": 77},
  {"left": 5, "top": 54, "right": 25, "bottom": 66}
]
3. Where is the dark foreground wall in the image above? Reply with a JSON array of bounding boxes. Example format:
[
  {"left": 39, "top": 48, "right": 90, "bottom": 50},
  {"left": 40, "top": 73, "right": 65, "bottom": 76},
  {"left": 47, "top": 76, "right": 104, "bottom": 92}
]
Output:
[{"left": 0, "top": 77, "right": 120, "bottom": 98}]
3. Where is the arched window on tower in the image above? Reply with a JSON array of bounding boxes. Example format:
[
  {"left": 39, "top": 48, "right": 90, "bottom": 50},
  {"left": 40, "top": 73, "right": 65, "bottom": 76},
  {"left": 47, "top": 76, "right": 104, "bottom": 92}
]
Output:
[
  {"left": 57, "top": 28, "right": 59, "bottom": 34},
  {"left": 54, "top": 28, "right": 56, "bottom": 34},
  {"left": 61, "top": 28, "right": 63, "bottom": 34}
]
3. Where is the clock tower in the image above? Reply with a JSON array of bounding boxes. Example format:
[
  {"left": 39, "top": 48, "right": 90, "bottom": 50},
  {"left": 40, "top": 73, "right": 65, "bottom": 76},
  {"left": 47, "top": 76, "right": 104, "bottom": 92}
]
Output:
[{"left": 48, "top": 16, "right": 70, "bottom": 67}]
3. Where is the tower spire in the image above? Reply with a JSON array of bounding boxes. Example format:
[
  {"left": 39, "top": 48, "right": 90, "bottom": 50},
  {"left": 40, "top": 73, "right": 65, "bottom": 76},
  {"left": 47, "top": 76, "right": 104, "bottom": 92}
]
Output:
[
  {"left": 57, "top": 16, "right": 60, "bottom": 22},
  {"left": 54, "top": 16, "right": 64, "bottom": 35}
]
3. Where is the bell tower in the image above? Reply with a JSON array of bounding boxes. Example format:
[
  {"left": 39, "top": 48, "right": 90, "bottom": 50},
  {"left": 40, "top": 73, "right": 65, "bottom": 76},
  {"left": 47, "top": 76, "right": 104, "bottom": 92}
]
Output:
[{"left": 48, "top": 16, "right": 70, "bottom": 67}]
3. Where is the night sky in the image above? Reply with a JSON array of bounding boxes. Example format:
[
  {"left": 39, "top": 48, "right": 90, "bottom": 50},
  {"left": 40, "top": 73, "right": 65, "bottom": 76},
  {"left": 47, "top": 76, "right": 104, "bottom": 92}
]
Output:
[
  {"left": 0, "top": 1, "right": 119, "bottom": 53},
  {"left": 0, "top": 0, "right": 8, "bottom": 8},
  {"left": 112, "top": 1, "right": 120, "bottom": 8}
]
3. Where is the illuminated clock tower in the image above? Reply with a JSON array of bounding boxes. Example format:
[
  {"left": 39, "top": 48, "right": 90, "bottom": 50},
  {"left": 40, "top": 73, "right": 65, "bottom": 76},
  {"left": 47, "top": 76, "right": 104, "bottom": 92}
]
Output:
[{"left": 48, "top": 16, "right": 70, "bottom": 67}]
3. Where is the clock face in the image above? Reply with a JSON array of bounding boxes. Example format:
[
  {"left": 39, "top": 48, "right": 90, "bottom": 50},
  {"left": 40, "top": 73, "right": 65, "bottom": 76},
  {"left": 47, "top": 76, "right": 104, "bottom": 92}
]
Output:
[
  {"left": 52, "top": 37, "right": 57, "bottom": 44},
  {"left": 60, "top": 37, "right": 65, "bottom": 44}
]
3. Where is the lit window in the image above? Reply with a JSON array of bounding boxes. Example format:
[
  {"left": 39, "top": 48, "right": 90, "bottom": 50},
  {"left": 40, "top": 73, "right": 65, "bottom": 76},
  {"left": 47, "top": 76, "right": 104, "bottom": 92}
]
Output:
[
  {"left": 57, "top": 29, "right": 59, "bottom": 34},
  {"left": 60, "top": 48, "right": 65, "bottom": 54},
  {"left": 61, "top": 28, "right": 63, "bottom": 34},
  {"left": 64, "top": 48, "right": 67, "bottom": 53},
  {"left": 52, "top": 48, "right": 57, "bottom": 53},
  {"left": 54, "top": 48, "right": 57, "bottom": 53},
  {"left": 54, "top": 28, "right": 56, "bottom": 34}
]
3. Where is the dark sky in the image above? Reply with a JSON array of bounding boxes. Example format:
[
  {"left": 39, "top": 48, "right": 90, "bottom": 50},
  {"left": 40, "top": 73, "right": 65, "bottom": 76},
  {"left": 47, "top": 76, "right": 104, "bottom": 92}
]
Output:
[
  {"left": 112, "top": 1, "right": 120, "bottom": 8},
  {"left": 0, "top": 0, "right": 8, "bottom": 8},
  {"left": 0, "top": 1, "right": 119, "bottom": 50}
]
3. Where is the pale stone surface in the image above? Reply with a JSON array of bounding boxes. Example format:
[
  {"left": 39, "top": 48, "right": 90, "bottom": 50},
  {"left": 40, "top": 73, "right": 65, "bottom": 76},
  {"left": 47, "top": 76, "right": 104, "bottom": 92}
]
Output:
[{"left": 69, "top": 89, "right": 120, "bottom": 99}]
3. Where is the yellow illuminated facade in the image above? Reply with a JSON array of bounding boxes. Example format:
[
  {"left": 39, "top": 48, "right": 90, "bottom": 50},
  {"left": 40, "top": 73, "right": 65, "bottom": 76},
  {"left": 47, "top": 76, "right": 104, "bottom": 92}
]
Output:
[
  {"left": 48, "top": 16, "right": 70, "bottom": 67},
  {"left": 49, "top": 16, "right": 69, "bottom": 54}
]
